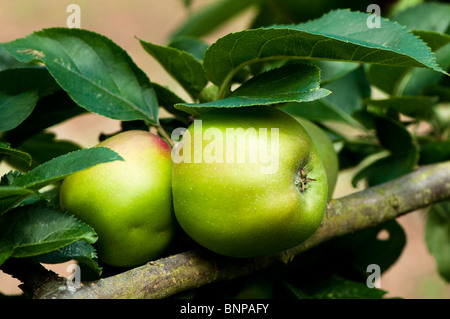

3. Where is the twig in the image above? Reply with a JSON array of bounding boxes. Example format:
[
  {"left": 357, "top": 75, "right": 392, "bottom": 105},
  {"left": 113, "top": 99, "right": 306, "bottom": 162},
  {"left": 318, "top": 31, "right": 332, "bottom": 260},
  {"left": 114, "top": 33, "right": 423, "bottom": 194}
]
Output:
[{"left": 28, "top": 160, "right": 450, "bottom": 299}]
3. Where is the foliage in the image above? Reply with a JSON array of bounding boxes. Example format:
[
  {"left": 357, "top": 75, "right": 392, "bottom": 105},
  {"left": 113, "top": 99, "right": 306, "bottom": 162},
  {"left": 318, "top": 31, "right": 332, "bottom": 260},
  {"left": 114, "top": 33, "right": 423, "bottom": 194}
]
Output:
[{"left": 0, "top": 0, "right": 449, "bottom": 299}]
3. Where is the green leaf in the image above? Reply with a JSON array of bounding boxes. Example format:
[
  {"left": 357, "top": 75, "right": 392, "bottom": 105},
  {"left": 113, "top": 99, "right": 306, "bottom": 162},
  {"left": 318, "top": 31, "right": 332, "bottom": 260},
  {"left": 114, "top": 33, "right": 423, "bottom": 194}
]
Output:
[
  {"left": 367, "top": 3, "right": 450, "bottom": 97},
  {"left": 0, "top": 90, "right": 38, "bottom": 132},
  {"left": 175, "top": 63, "right": 330, "bottom": 115},
  {"left": 338, "top": 139, "right": 382, "bottom": 170},
  {"left": 1, "top": 28, "right": 159, "bottom": 124},
  {"left": 0, "top": 142, "right": 32, "bottom": 167},
  {"left": 1, "top": 148, "right": 122, "bottom": 214},
  {"left": 0, "top": 66, "right": 60, "bottom": 98},
  {"left": 282, "top": 282, "right": 312, "bottom": 299},
  {"left": 152, "top": 82, "right": 189, "bottom": 122},
  {"left": 307, "top": 276, "right": 388, "bottom": 299},
  {"left": 4, "top": 132, "right": 81, "bottom": 171},
  {"left": 204, "top": 9, "right": 446, "bottom": 90},
  {"left": 419, "top": 140, "right": 450, "bottom": 165},
  {"left": 0, "top": 204, "right": 97, "bottom": 260},
  {"left": 139, "top": 38, "right": 208, "bottom": 100},
  {"left": 282, "top": 66, "right": 370, "bottom": 128},
  {"left": 0, "top": 171, "right": 28, "bottom": 213},
  {"left": 399, "top": 43, "right": 450, "bottom": 96},
  {"left": 365, "top": 96, "right": 439, "bottom": 120},
  {"left": 375, "top": 117, "right": 416, "bottom": 155},
  {"left": 11, "top": 147, "right": 123, "bottom": 191},
  {"left": 352, "top": 151, "right": 417, "bottom": 188},
  {"left": 331, "top": 220, "right": 406, "bottom": 276},
  {"left": 390, "top": 2, "right": 450, "bottom": 34},
  {"left": 0, "top": 47, "right": 39, "bottom": 71},
  {"left": 170, "top": 0, "right": 258, "bottom": 39},
  {"left": 0, "top": 238, "right": 14, "bottom": 266},
  {"left": 31, "top": 240, "right": 102, "bottom": 275},
  {"left": 1, "top": 90, "right": 85, "bottom": 147},
  {"left": 0, "top": 186, "right": 34, "bottom": 199},
  {"left": 412, "top": 31, "right": 450, "bottom": 52},
  {"left": 425, "top": 201, "right": 450, "bottom": 282},
  {"left": 284, "top": 275, "right": 388, "bottom": 299},
  {"left": 0, "top": 170, "right": 22, "bottom": 186},
  {"left": 425, "top": 85, "right": 450, "bottom": 102},
  {"left": 312, "top": 60, "right": 359, "bottom": 85},
  {"left": 167, "top": 36, "right": 209, "bottom": 61},
  {"left": 365, "top": 64, "right": 407, "bottom": 96},
  {"left": 352, "top": 117, "right": 418, "bottom": 187}
]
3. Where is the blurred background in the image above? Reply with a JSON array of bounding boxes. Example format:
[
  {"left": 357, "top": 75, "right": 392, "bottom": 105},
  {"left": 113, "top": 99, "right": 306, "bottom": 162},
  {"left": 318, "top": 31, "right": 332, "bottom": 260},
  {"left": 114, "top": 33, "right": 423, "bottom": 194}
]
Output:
[{"left": 1, "top": 0, "right": 449, "bottom": 298}]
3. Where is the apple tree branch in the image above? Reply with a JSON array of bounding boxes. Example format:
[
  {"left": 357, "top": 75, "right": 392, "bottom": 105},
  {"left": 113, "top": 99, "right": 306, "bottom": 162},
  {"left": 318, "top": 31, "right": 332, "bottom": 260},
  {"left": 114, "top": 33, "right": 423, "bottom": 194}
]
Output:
[{"left": 17, "top": 160, "right": 450, "bottom": 298}]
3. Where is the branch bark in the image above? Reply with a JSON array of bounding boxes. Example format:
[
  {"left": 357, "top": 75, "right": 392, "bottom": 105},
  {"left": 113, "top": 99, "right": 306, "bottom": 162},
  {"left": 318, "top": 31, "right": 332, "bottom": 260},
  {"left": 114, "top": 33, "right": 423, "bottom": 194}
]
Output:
[{"left": 31, "top": 160, "right": 450, "bottom": 299}]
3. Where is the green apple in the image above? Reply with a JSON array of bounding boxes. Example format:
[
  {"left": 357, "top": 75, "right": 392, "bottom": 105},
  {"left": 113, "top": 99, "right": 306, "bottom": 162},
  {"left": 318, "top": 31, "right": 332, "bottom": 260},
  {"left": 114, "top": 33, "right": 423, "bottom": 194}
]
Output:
[
  {"left": 171, "top": 107, "right": 328, "bottom": 258},
  {"left": 60, "top": 130, "right": 176, "bottom": 267},
  {"left": 293, "top": 116, "right": 339, "bottom": 199}
]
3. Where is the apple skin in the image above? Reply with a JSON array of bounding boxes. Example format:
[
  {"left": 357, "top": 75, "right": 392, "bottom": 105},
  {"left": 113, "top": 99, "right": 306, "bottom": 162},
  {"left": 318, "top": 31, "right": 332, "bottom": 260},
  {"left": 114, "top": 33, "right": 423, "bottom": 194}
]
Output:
[
  {"left": 293, "top": 116, "right": 339, "bottom": 199},
  {"left": 60, "top": 130, "right": 176, "bottom": 267},
  {"left": 172, "top": 107, "right": 328, "bottom": 258}
]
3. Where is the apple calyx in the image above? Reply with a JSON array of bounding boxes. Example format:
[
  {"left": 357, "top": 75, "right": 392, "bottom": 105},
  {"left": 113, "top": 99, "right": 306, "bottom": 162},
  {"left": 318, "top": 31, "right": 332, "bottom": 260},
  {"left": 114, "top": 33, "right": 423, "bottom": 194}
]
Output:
[{"left": 295, "top": 168, "right": 316, "bottom": 193}]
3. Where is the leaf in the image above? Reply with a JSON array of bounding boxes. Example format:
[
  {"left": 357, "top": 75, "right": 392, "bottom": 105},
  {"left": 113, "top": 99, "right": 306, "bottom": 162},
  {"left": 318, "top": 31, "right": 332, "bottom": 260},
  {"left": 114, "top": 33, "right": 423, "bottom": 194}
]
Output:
[
  {"left": 352, "top": 117, "right": 418, "bottom": 187},
  {"left": 31, "top": 240, "right": 102, "bottom": 275},
  {"left": 365, "top": 96, "right": 439, "bottom": 120},
  {"left": 1, "top": 28, "right": 159, "bottom": 124},
  {"left": 0, "top": 171, "right": 29, "bottom": 213},
  {"left": 0, "top": 47, "right": 39, "bottom": 71},
  {"left": 367, "top": 3, "right": 450, "bottom": 96},
  {"left": 0, "top": 142, "right": 32, "bottom": 167},
  {"left": 167, "top": 36, "right": 209, "bottom": 61},
  {"left": 282, "top": 66, "right": 370, "bottom": 128},
  {"left": 424, "top": 84, "right": 450, "bottom": 102},
  {"left": 0, "top": 170, "right": 22, "bottom": 186},
  {"left": 0, "top": 238, "right": 14, "bottom": 266},
  {"left": 425, "top": 201, "right": 450, "bottom": 282},
  {"left": 352, "top": 151, "right": 416, "bottom": 188},
  {"left": 152, "top": 82, "right": 189, "bottom": 122},
  {"left": 331, "top": 220, "right": 406, "bottom": 276},
  {"left": 203, "top": 9, "right": 446, "bottom": 89},
  {"left": 282, "top": 282, "right": 312, "bottom": 299},
  {"left": 4, "top": 132, "right": 81, "bottom": 171},
  {"left": 0, "top": 66, "right": 60, "bottom": 98},
  {"left": 398, "top": 43, "right": 450, "bottom": 96},
  {"left": 0, "top": 204, "right": 97, "bottom": 261},
  {"left": 250, "top": 0, "right": 286, "bottom": 30},
  {"left": 338, "top": 139, "right": 382, "bottom": 170},
  {"left": 307, "top": 276, "right": 388, "bottom": 299},
  {"left": 0, "top": 186, "right": 34, "bottom": 199},
  {"left": 312, "top": 60, "right": 359, "bottom": 85},
  {"left": 412, "top": 31, "right": 450, "bottom": 52},
  {"left": 0, "top": 90, "right": 38, "bottom": 132},
  {"left": 2, "top": 90, "right": 85, "bottom": 147},
  {"left": 284, "top": 275, "right": 388, "bottom": 299},
  {"left": 419, "top": 140, "right": 450, "bottom": 165},
  {"left": 365, "top": 64, "right": 407, "bottom": 96},
  {"left": 375, "top": 117, "right": 416, "bottom": 155},
  {"left": 170, "top": 0, "right": 258, "bottom": 39},
  {"left": 175, "top": 63, "right": 330, "bottom": 115},
  {"left": 390, "top": 2, "right": 450, "bottom": 35},
  {"left": 139, "top": 38, "right": 208, "bottom": 100},
  {"left": 11, "top": 147, "right": 123, "bottom": 191},
  {"left": 1, "top": 148, "right": 122, "bottom": 214}
]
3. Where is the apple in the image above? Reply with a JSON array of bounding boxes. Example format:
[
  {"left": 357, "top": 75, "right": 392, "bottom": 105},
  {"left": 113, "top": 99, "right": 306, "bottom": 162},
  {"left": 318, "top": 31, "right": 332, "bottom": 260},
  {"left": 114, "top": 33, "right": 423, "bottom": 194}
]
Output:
[
  {"left": 59, "top": 130, "right": 176, "bottom": 267},
  {"left": 293, "top": 116, "right": 339, "bottom": 198},
  {"left": 171, "top": 107, "right": 328, "bottom": 258}
]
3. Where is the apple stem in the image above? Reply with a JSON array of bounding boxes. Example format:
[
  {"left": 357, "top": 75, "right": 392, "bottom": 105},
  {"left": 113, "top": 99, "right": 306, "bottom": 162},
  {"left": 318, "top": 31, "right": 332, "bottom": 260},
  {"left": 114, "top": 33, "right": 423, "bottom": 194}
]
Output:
[{"left": 156, "top": 124, "right": 175, "bottom": 148}]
